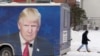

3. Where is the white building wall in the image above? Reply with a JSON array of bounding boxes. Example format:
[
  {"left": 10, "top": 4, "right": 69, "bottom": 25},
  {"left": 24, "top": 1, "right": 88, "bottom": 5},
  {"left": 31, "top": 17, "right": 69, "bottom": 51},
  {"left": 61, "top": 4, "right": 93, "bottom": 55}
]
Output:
[
  {"left": 81, "top": 0, "right": 100, "bottom": 30},
  {"left": 82, "top": 0, "right": 100, "bottom": 18},
  {"left": 88, "top": 19, "right": 100, "bottom": 30}
]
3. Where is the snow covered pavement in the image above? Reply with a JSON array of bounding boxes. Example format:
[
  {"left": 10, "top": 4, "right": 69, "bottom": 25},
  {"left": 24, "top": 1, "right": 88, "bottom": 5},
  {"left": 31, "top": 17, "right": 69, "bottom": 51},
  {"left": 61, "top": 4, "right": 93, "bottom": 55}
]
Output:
[{"left": 64, "top": 30, "right": 100, "bottom": 56}]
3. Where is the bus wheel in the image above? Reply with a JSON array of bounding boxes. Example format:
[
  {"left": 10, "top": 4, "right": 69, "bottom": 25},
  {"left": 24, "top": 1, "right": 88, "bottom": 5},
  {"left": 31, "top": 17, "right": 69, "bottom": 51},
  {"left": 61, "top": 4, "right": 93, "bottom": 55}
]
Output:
[{"left": 0, "top": 47, "right": 13, "bottom": 56}]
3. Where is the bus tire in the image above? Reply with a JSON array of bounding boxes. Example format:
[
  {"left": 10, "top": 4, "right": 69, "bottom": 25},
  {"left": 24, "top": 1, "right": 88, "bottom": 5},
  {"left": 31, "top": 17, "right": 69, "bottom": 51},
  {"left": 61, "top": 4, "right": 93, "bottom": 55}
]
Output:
[{"left": 0, "top": 47, "right": 13, "bottom": 56}]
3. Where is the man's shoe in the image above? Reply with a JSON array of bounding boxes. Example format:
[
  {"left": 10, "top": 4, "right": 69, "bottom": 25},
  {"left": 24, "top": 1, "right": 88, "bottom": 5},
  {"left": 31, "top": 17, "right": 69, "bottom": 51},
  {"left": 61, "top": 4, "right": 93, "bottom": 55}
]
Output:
[
  {"left": 87, "top": 50, "right": 91, "bottom": 52},
  {"left": 77, "top": 50, "right": 80, "bottom": 52}
]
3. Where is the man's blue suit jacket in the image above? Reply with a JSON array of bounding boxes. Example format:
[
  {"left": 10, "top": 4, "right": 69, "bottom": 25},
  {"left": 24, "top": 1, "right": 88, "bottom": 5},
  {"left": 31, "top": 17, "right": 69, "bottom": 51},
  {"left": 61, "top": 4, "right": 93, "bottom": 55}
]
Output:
[{"left": 1, "top": 32, "right": 54, "bottom": 56}]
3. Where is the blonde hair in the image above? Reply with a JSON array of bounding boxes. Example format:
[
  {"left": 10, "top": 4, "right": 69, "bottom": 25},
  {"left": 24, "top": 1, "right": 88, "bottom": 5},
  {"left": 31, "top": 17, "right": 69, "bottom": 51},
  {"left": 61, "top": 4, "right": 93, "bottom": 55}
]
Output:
[{"left": 18, "top": 8, "right": 41, "bottom": 26}]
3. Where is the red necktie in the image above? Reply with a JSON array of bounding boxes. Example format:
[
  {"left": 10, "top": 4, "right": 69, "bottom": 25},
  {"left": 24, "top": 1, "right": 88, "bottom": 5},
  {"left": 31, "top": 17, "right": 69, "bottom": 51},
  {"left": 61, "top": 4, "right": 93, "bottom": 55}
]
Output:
[{"left": 23, "top": 42, "right": 29, "bottom": 56}]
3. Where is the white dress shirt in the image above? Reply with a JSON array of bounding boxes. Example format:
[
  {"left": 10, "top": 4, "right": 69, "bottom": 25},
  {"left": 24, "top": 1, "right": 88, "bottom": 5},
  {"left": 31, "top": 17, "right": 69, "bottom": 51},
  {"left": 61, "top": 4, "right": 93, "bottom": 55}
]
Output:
[{"left": 19, "top": 33, "right": 34, "bottom": 56}]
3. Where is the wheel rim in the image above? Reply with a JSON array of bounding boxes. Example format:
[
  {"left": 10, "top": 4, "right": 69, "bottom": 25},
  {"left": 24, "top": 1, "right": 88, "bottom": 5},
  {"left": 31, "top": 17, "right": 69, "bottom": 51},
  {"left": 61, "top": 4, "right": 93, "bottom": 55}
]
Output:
[{"left": 2, "top": 50, "right": 11, "bottom": 56}]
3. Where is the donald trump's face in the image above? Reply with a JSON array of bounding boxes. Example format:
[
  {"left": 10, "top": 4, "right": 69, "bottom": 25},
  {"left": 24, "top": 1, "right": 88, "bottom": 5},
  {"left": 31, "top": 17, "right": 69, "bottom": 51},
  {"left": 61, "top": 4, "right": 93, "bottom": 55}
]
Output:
[{"left": 18, "top": 16, "right": 40, "bottom": 42}]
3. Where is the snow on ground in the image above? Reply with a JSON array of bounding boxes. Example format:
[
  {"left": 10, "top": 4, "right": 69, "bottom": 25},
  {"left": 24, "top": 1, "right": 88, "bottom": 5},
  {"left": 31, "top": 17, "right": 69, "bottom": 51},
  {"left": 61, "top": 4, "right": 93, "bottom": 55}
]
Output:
[{"left": 64, "top": 30, "right": 100, "bottom": 56}]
